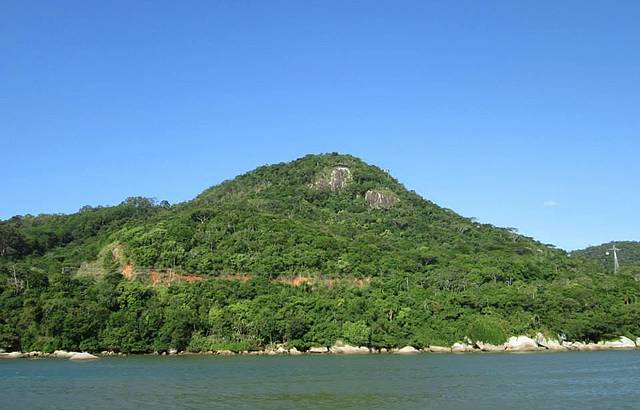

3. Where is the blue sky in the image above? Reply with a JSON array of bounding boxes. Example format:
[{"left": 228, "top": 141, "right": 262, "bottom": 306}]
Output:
[{"left": 1, "top": 1, "right": 638, "bottom": 250}]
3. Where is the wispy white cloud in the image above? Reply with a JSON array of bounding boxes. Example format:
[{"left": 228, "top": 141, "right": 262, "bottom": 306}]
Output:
[{"left": 543, "top": 200, "right": 558, "bottom": 207}]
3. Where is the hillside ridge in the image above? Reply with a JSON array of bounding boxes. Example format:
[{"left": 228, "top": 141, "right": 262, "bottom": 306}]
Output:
[{"left": 1, "top": 153, "right": 639, "bottom": 354}]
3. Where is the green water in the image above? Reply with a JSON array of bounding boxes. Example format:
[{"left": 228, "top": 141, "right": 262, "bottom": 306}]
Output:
[{"left": 2, "top": 351, "right": 639, "bottom": 409}]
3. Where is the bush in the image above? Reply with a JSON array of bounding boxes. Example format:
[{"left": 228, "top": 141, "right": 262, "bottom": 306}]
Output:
[
  {"left": 467, "top": 317, "right": 507, "bottom": 344},
  {"left": 342, "top": 321, "right": 370, "bottom": 346},
  {"left": 187, "top": 332, "right": 258, "bottom": 352}
]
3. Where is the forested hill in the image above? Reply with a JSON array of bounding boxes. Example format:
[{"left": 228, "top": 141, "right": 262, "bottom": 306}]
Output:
[
  {"left": 0, "top": 153, "right": 579, "bottom": 281},
  {"left": 574, "top": 241, "right": 640, "bottom": 272},
  {"left": 1, "top": 153, "right": 639, "bottom": 354}
]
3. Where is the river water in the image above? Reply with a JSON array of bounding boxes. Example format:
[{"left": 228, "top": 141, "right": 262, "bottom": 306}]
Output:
[{"left": 2, "top": 351, "right": 639, "bottom": 409}]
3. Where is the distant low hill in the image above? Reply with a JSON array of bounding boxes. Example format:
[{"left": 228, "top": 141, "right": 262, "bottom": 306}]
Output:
[
  {"left": 573, "top": 241, "right": 640, "bottom": 272},
  {"left": 1, "top": 153, "right": 638, "bottom": 354}
]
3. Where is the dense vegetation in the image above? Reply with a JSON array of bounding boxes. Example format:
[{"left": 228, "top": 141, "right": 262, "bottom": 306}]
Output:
[
  {"left": 1, "top": 153, "right": 639, "bottom": 353},
  {"left": 574, "top": 241, "right": 640, "bottom": 273}
]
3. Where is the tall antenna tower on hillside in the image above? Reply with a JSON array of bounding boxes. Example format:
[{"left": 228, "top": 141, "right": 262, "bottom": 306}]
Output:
[{"left": 606, "top": 244, "right": 621, "bottom": 273}]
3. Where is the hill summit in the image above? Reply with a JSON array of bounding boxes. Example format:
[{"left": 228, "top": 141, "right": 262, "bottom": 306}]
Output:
[{"left": 97, "top": 153, "right": 570, "bottom": 281}]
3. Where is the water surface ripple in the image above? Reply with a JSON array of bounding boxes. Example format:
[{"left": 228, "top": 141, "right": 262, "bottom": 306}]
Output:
[{"left": 1, "top": 351, "right": 639, "bottom": 409}]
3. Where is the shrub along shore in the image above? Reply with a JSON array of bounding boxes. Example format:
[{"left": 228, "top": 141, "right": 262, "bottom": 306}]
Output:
[{"left": 2, "top": 334, "right": 639, "bottom": 360}]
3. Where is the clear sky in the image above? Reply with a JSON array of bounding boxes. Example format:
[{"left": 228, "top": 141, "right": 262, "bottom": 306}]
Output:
[{"left": 2, "top": 1, "right": 639, "bottom": 250}]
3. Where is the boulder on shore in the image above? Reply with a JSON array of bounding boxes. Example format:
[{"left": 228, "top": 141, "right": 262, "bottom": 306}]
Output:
[
  {"left": 534, "top": 333, "right": 566, "bottom": 351},
  {"left": 53, "top": 350, "right": 77, "bottom": 359},
  {"left": 451, "top": 342, "right": 474, "bottom": 353},
  {"left": 0, "top": 351, "right": 24, "bottom": 359},
  {"left": 330, "top": 342, "right": 369, "bottom": 354},
  {"left": 308, "top": 346, "right": 329, "bottom": 354},
  {"left": 563, "top": 341, "right": 582, "bottom": 351},
  {"left": 578, "top": 343, "right": 606, "bottom": 351},
  {"left": 504, "top": 336, "right": 539, "bottom": 352},
  {"left": 395, "top": 346, "right": 420, "bottom": 354},
  {"left": 69, "top": 352, "right": 99, "bottom": 361},
  {"left": 475, "top": 342, "right": 505, "bottom": 352},
  {"left": 602, "top": 336, "right": 636, "bottom": 349},
  {"left": 429, "top": 346, "right": 451, "bottom": 353}
]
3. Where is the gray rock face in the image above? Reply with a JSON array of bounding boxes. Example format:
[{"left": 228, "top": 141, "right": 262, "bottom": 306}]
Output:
[
  {"left": 329, "top": 167, "right": 352, "bottom": 191},
  {"left": 365, "top": 189, "right": 397, "bottom": 209},
  {"left": 313, "top": 166, "right": 352, "bottom": 191}
]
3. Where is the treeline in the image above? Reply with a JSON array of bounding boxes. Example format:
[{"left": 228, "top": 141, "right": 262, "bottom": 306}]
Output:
[{"left": 2, "top": 266, "right": 640, "bottom": 353}]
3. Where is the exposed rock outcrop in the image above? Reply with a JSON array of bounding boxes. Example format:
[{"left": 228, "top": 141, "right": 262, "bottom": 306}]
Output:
[
  {"left": 26, "top": 351, "right": 44, "bottom": 358},
  {"left": 395, "top": 346, "right": 420, "bottom": 354},
  {"left": 475, "top": 342, "right": 505, "bottom": 352},
  {"left": 313, "top": 166, "right": 352, "bottom": 191},
  {"left": 365, "top": 189, "right": 397, "bottom": 209},
  {"left": 68, "top": 352, "right": 99, "bottom": 361},
  {"left": 0, "top": 351, "right": 24, "bottom": 359},
  {"left": 563, "top": 342, "right": 586, "bottom": 351},
  {"left": 264, "top": 345, "right": 288, "bottom": 355},
  {"left": 429, "top": 346, "right": 451, "bottom": 353},
  {"left": 580, "top": 343, "right": 607, "bottom": 351},
  {"left": 308, "top": 346, "right": 329, "bottom": 354},
  {"left": 562, "top": 341, "right": 607, "bottom": 351},
  {"left": 53, "top": 350, "right": 77, "bottom": 359},
  {"left": 534, "top": 333, "right": 566, "bottom": 351},
  {"left": 504, "top": 336, "right": 540, "bottom": 352},
  {"left": 451, "top": 342, "right": 475, "bottom": 353},
  {"left": 330, "top": 342, "right": 370, "bottom": 354},
  {"left": 601, "top": 336, "right": 636, "bottom": 349}
]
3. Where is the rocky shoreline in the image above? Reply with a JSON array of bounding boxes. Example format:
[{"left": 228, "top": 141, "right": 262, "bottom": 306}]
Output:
[{"left": 2, "top": 334, "right": 639, "bottom": 360}]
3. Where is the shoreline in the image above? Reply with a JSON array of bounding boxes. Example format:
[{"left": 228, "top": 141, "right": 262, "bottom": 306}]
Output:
[{"left": 2, "top": 335, "right": 639, "bottom": 360}]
